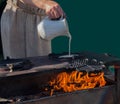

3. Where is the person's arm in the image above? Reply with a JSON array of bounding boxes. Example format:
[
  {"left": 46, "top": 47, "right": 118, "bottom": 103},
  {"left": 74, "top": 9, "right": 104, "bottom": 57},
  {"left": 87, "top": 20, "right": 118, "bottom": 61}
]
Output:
[{"left": 20, "top": 0, "right": 65, "bottom": 19}]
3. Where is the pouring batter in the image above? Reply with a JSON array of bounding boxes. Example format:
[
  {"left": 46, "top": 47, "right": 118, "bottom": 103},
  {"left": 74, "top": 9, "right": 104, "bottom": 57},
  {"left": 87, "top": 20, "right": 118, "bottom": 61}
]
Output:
[{"left": 1, "top": 0, "right": 65, "bottom": 59}]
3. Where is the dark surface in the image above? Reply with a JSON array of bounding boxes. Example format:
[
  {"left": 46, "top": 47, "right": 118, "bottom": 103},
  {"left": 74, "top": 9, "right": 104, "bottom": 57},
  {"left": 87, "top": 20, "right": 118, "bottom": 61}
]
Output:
[
  {"left": 17, "top": 85, "right": 117, "bottom": 104},
  {"left": 0, "top": 51, "right": 120, "bottom": 77}
]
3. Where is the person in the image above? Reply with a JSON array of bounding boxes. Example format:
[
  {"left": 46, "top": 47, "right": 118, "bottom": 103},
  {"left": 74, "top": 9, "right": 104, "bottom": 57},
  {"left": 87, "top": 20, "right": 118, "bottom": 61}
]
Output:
[{"left": 1, "top": 0, "right": 65, "bottom": 59}]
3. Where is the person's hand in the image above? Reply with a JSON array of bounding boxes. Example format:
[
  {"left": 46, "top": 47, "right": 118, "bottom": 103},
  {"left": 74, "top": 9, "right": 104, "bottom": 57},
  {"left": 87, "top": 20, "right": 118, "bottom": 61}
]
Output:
[
  {"left": 44, "top": 0, "right": 65, "bottom": 19},
  {"left": 20, "top": 0, "right": 65, "bottom": 19}
]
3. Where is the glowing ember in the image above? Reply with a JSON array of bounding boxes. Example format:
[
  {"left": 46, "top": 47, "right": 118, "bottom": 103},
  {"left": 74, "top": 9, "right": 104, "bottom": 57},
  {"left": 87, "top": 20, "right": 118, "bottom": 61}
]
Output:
[{"left": 49, "top": 70, "right": 106, "bottom": 96}]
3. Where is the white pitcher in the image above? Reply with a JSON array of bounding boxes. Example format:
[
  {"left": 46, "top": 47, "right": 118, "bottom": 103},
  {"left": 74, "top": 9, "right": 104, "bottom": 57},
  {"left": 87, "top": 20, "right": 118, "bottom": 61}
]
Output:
[{"left": 37, "top": 16, "right": 71, "bottom": 40}]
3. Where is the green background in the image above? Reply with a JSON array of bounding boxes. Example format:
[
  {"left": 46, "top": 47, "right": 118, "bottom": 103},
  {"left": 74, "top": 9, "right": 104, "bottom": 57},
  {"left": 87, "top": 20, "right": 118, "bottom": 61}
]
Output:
[{"left": 52, "top": 0, "right": 120, "bottom": 57}]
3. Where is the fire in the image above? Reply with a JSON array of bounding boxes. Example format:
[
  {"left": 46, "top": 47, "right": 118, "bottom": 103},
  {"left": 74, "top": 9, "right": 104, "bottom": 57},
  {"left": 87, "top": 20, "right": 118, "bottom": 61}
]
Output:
[{"left": 49, "top": 70, "right": 106, "bottom": 96}]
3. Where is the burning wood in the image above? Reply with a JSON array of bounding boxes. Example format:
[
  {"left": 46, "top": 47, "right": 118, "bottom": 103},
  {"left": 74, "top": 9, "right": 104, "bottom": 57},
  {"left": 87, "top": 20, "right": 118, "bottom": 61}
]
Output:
[{"left": 48, "top": 70, "right": 106, "bottom": 96}]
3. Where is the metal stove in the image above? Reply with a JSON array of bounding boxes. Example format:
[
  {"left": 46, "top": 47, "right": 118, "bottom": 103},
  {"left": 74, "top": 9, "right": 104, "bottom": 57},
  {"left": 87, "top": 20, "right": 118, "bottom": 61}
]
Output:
[{"left": 0, "top": 51, "right": 120, "bottom": 104}]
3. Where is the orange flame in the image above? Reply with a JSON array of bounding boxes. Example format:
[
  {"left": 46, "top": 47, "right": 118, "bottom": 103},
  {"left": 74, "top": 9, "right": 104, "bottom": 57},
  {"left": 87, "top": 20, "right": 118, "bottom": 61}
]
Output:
[{"left": 49, "top": 70, "right": 106, "bottom": 96}]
